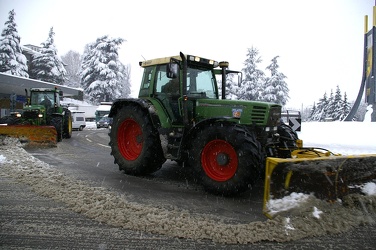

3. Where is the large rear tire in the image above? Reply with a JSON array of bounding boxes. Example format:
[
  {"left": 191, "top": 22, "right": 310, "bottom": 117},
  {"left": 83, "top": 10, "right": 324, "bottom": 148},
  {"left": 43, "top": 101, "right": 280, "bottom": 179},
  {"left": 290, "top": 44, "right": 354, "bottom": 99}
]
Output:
[
  {"left": 109, "top": 104, "right": 166, "bottom": 175},
  {"left": 50, "top": 116, "right": 63, "bottom": 142},
  {"left": 188, "top": 123, "right": 262, "bottom": 196},
  {"left": 63, "top": 109, "right": 72, "bottom": 139}
]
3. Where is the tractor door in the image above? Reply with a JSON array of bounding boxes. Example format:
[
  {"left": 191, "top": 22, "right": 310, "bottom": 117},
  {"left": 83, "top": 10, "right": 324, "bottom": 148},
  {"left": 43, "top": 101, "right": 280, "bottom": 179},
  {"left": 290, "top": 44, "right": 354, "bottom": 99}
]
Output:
[{"left": 154, "top": 65, "right": 182, "bottom": 124}]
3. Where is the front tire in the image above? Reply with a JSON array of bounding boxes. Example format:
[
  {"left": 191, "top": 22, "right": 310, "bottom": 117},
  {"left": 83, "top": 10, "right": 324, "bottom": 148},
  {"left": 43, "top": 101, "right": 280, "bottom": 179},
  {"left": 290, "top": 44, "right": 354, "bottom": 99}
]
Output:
[
  {"left": 276, "top": 123, "right": 299, "bottom": 158},
  {"left": 50, "top": 116, "right": 63, "bottom": 142},
  {"left": 188, "top": 123, "right": 262, "bottom": 196},
  {"left": 109, "top": 104, "right": 165, "bottom": 175}
]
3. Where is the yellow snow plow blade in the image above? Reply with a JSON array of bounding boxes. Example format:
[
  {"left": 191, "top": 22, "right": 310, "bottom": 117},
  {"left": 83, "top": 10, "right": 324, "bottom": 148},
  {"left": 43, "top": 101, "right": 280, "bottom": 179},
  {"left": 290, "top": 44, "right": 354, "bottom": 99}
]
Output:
[
  {"left": 263, "top": 150, "right": 376, "bottom": 218},
  {"left": 0, "top": 124, "right": 57, "bottom": 146}
]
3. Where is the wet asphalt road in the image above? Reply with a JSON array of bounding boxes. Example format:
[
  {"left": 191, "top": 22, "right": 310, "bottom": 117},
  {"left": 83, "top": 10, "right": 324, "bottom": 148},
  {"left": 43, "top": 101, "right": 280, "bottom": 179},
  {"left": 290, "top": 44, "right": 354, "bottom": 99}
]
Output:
[{"left": 1, "top": 129, "right": 375, "bottom": 249}]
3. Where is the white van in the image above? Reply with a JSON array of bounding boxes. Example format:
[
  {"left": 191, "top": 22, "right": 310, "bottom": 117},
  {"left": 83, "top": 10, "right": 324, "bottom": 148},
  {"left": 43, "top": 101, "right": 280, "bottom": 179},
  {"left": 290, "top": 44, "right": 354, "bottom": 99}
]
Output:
[{"left": 71, "top": 111, "right": 86, "bottom": 131}]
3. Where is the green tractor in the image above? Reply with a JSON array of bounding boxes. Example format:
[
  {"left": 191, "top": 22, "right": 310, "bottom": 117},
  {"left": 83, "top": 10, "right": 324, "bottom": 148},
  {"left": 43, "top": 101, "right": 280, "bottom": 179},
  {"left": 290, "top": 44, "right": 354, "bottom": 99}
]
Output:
[
  {"left": 0, "top": 87, "right": 72, "bottom": 144},
  {"left": 108, "top": 52, "right": 376, "bottom": 202},
  {"left": 108, "top": 52, "right": 286, "bottom": 195}
]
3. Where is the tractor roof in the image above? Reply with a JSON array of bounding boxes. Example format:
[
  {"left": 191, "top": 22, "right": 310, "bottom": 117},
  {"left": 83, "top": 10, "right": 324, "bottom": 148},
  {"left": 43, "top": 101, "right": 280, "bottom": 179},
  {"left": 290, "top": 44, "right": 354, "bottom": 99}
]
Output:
[
  {"left": 30, "top": 88, "right": 59, "bottom": 92},
  {"left": 139, "top": 55, "right": 181, "bottom": 67},
  {"left": 139, "top": 54, "right": 219, "bottom": 69}
]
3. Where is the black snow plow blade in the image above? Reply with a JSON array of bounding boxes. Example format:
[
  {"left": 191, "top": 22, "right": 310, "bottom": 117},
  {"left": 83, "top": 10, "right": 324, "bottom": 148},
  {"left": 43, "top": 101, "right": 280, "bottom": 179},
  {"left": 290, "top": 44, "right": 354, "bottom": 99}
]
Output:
[{"left": 264, "top": 153, "right": 376, "bottom": 218}]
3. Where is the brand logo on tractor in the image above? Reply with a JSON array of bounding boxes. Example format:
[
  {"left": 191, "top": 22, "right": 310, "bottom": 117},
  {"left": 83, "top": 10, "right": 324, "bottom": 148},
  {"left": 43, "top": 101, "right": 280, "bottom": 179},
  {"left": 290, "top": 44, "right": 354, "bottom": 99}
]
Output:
[{"left": 232, "top": 109, "right": 242, "bottom": 118}]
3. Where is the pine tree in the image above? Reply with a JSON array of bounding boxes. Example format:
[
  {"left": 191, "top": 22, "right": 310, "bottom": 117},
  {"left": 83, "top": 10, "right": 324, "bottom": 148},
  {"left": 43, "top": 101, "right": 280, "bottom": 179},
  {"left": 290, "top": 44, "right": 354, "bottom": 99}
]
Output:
[
  {"left": 311, "top": 92, "right": 328, "bottom": 121},
  {"left": 340, "top": 92, "right": 351, "bottom": 121},
  {"left": 331, "top": 85, "right": 343, "bottom": 121},
  {"left": 118, "top": 63, "right": 131, "bottom": 98},
  {"left": 225, "top": 73, "right": 239, "bottom": 100},
  {"left": 238, "top": 47, "right": 264, "bottom": 100},
  {"left": 309, "top": 102, "right": 316, "bottom": 121},
  {"left": 30, "top": 27, "right": 66, "bottom": 84},
  {"left": 0, "top": 9, "right": 28, "bottom": 77},
  {"left": 80, "top": 35, "right": 129, "bottom": 104},
  {"left": 309, "top": 86, "right": 353, "bottom": 121},
  {"left": 218, "top": 73, "right": 238, "bottom": 99},
  {"left": 326, "top": 89, "right": 335, "bottom": 120},
  {"left": 61, "top": 50, "right": 82, "bottom": 88},
  {"left": 262, "top": 56, "right": 289, "bottom": 105}
]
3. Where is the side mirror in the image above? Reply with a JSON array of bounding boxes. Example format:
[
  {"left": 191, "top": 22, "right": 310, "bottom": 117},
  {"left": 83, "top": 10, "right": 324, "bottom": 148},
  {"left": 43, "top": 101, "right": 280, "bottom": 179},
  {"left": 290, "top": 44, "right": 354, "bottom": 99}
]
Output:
[{"left": 166, "top": 63, "right": 179, "bottom": 78}]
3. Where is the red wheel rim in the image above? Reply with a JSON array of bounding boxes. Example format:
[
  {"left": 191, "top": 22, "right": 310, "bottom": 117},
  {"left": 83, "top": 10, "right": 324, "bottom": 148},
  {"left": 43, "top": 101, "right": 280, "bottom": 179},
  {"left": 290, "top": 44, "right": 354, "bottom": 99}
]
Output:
[
  {"left": 117, "top": 118, "right": 143, "bottom": 160},
  {"left": 201, "top": 139, "right": 238, "bottom": 182}
]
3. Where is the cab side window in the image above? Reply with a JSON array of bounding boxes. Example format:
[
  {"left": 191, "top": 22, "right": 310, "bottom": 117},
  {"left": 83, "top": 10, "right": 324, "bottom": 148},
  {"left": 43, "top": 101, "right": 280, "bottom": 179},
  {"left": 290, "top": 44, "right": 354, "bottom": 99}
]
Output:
[
  {"left": 139, "top": 67, "right": 153, "bottom": 97},
  {"left": 153, "top": 65, "right": 180, "bottom": 95}
]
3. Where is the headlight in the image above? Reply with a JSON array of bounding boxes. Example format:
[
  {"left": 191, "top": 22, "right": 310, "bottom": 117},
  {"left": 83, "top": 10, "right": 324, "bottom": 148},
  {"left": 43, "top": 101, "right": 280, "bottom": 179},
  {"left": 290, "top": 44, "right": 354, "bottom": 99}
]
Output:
[{"left": 38, "top": 114, "right": 43, "bottom": 118}]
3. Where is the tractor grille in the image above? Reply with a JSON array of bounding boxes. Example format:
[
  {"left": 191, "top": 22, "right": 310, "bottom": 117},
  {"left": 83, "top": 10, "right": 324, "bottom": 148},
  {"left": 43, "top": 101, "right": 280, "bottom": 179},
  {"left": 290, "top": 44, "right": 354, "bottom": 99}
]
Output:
[
  {"left": 23, "top": 110, "right": 39, "bottom": 119},
  {"left": 250, "top": 106, "right": 267, "bottom": 124}
]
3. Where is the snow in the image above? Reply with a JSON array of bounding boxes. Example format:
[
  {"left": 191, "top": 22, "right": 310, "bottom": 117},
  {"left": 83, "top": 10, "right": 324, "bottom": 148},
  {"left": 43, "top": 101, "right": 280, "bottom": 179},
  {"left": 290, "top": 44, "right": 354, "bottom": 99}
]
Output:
[
  {"left": 298, "top": 121, "right": 376, "bottom": 155},
  {"left": 312, "top": 207, "right": 323, "bottom": 219},
  {"left": 0, "top": 154, "right": 6, "bottom": 162},
  {"left": 0, "top": 121, "right": 375, "bottom": 244},
  {"left": 85, "top": 121, "right": 97, "bottom": 129},
  {"left": 361, "top": 182, "right": 376, "bottom": 196}
]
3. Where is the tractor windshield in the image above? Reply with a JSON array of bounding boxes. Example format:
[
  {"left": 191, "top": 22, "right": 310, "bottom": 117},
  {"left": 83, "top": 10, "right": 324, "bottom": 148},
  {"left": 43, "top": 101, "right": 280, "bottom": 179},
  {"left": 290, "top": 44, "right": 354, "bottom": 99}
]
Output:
[
  {"left": 31, "top": 92, "right": 55, "bottom": 107},
  {"left": 187, "top": 68, "right": 217, "bottom": 99}
]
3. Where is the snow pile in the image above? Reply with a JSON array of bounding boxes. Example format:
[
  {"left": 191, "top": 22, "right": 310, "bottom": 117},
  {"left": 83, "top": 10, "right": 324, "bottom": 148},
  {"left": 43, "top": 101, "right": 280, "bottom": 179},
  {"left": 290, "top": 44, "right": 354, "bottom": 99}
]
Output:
[
  {"left": 267, "top": 192, "right": 311, "bottom": 215},
  {"left": 85, "top": 121, "right": 97, "bottom": 129},
  {"left": 1, "top": 138, "right": 376, "bottom": 244},
  {"left": 362, "top": 182, "right": 376, "bottom": 196},
  {"left": 312, "top": 207, "right": 323, "bottom": 219}
]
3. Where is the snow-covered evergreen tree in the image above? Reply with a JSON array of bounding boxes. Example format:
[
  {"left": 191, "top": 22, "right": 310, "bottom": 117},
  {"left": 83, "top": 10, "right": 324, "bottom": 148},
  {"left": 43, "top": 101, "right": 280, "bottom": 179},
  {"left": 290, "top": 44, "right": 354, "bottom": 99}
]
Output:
[
  {"left": 325, "top": 89, "right": 335, "bottom": 119},
  {"left": 80, "top": 35, "right": 130, "bottom": 104},
  {"left": 262, "top": 56, "right": 289, "bottom": 105},
  {"left": 61, "top": 50, "right": 82, "bottom": 88},
  {"left": 340, "top": 92, "right": 351, "bottom": 121},
  {"left": 311, "top": 92, "right": 329, "bottom": 121},
  {"left": 309, "top": 102, "right": 317, "bottom": 121},
  {"left": 0, "top": 9, "right": 28, "bottom": 77},
  {"left": 331, "top": 85, "right": 344, "bottom": 120},
  {"left": 117, "top": 63, "right": 131, "bottom": 98},
  {"left": 238, "top": 47, "right": 264, "bottom": 100},
  {"left": 308, "top": 86, "right": 351, "bottom": 121},
  {"left": 225, "top": 74, "right": 239, "bottom": 100},
  {"left": 30, "top": 27, "right": 66, "bottom": 84},
  {"left": 218, "top": 73, "right": 238, "bottom": 99}
]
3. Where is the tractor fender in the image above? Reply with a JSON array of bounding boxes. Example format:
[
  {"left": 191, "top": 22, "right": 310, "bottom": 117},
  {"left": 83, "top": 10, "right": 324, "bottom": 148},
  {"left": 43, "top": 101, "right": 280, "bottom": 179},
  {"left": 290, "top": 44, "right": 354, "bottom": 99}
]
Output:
[
  {"left": 109, "top": 98, "right": 161, "bottom": 129},
  {"left": 182, "top": 117, "right": 241, "bottom": 149}
]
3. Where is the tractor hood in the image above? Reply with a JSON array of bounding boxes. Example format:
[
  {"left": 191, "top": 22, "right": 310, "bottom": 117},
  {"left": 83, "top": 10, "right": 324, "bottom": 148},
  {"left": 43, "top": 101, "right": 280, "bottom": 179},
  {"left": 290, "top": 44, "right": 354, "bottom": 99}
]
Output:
[{"left": 195, "top": 99, "right": 282, "bottom": 127}]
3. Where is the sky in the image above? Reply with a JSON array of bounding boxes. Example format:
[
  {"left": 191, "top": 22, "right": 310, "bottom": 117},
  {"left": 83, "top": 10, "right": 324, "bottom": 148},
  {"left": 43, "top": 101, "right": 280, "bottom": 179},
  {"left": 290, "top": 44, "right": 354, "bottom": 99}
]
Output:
[{"left": 0, "top": 0, "right": 375, "bottom": 109}]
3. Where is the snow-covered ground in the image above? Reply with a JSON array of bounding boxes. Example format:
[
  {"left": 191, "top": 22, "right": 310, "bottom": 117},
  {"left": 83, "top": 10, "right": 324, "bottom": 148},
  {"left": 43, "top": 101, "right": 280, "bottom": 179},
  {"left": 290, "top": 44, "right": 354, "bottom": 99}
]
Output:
[
  {"left": 0, "top": 120, "right": 375, "bottom": 244},
  {"left": 299, "top": 121, "right": 376, "bottom": 155}
]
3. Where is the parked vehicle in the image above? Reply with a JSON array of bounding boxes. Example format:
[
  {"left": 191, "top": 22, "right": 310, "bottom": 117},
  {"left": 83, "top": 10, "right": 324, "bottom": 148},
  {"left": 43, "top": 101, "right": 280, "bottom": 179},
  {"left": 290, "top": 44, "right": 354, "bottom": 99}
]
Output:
[
  {"left": 96, "top": 114, "right": 112, "bottom": 128},
  {"left": 71, "top": 110, "right": 86, "bottom": 131}
]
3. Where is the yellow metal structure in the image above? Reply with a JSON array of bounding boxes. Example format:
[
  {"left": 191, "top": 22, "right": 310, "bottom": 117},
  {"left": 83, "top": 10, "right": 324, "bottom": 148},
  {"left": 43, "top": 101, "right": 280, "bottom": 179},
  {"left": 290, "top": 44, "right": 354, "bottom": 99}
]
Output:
[
  {"left": 0, "top": 125, "right": 57, "bottom": 146},
  {"left": 263, "top": 150, "right": 376, "bottom": 218}
]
